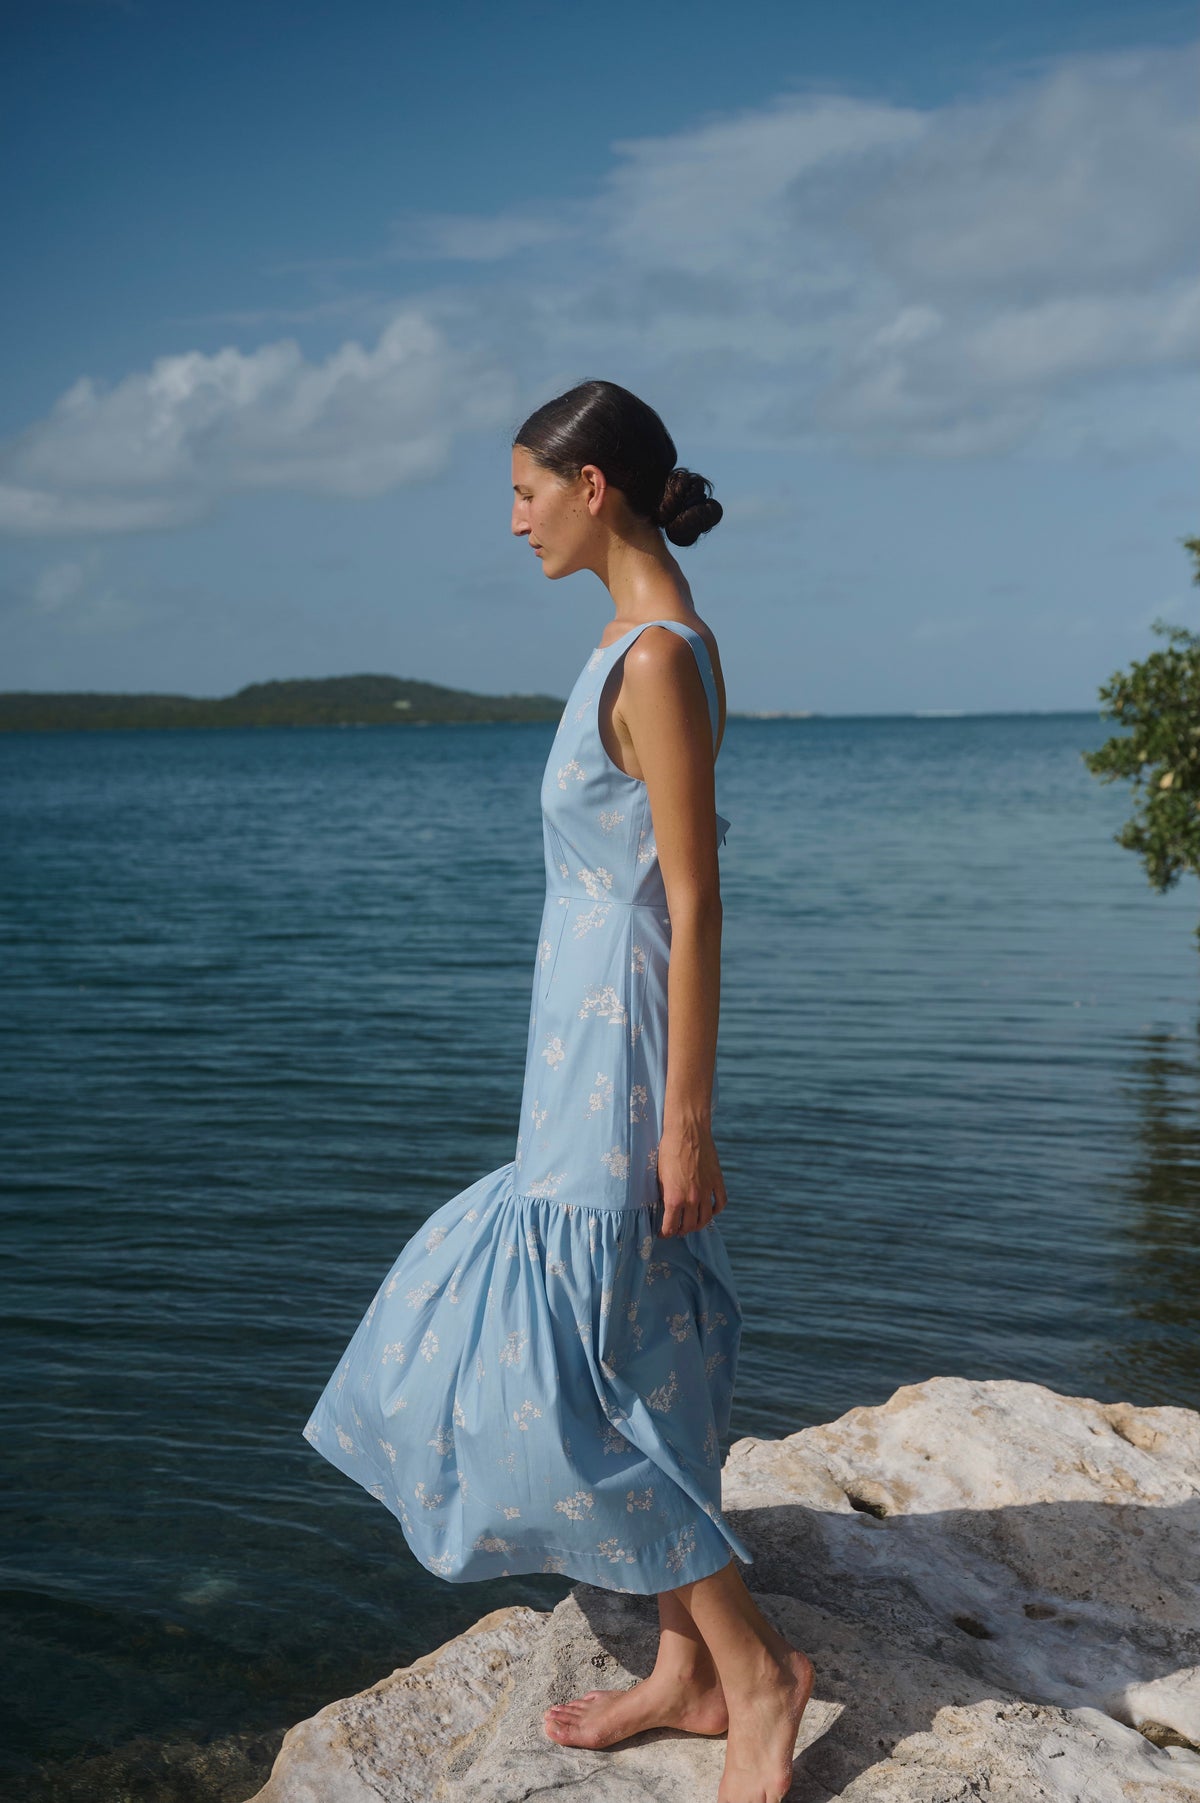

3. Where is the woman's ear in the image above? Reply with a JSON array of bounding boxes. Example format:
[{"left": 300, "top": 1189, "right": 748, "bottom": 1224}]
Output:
[{"left": 579, "top": 462, "right": 608, "bottom": 517}]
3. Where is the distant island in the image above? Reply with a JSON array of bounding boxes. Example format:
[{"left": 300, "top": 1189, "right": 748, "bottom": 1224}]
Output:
[{"left": 0, "top": 674, "right": 569, "bottom": 732}]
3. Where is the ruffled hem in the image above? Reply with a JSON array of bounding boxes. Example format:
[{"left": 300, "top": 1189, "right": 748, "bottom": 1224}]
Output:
[{"left": 302, "top": 1157, "right": 753, "bottom": 1593}]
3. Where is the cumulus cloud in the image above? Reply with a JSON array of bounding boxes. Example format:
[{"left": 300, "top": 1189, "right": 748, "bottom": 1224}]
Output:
[
  {"left": 563, "top": 41, "right": 1200, "bottom": 454},
  {"left": 3, "top": 40, "right": 1196, "bottom": 538},
  {"left": 0, "top": 310, "right": 515, "bottom": 537}
]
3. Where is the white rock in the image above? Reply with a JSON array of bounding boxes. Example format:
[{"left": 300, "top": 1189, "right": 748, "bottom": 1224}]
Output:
[{"left": 252, "top": 1377, "right": 1200, "bottom": 1801}]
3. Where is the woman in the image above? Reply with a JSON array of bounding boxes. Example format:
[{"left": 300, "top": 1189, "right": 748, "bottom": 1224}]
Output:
[{"left": 303, "top": 379, "right": 814, "bottom": 1802}]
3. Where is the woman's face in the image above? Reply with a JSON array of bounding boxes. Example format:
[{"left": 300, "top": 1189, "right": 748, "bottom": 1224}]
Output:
[{"left": 511, "top": 445, "right": 599, "bottom": 580}]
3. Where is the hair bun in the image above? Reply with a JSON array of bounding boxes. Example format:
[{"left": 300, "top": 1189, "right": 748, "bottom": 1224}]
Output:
[{"left": 654, "top": 467, "right": 723, "bottom": 547}]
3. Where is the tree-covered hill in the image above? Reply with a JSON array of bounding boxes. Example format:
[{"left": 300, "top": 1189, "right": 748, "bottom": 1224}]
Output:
[{"left": 0, "top": 672, "right": 567, "bottom": 732}]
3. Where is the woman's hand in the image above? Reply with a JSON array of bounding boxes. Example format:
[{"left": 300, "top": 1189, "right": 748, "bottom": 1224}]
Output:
[{"left": 656, "top": 1118, "right": 728, "bottom": 1237}]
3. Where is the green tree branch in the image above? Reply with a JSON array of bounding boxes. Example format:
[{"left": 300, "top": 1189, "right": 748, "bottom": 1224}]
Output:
[{"left": 1081, "top": 535, "right": 1200, "bottom": 943}]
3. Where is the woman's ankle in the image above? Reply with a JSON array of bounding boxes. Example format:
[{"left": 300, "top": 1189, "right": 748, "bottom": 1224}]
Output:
[{"left": 652, "top": 1653, "right": 722, "bottom": 1689}]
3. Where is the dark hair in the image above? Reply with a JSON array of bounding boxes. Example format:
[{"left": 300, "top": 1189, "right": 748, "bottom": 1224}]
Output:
[{"left": 513, "top": 379, "right": 723, "bottom": 548}]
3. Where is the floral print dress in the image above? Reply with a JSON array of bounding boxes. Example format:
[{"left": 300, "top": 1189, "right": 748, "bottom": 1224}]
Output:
[{"left": 302, "top": 618, "right": 752, "bottom": 1593}]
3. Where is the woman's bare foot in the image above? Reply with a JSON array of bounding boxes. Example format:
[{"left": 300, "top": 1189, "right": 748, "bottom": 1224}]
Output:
[
  {"left": 717, "top": 1644, "right": 814, "bottom": 1803},
  {"left": 543, "top": 1663, "right": 729, "bottom": 1749}
]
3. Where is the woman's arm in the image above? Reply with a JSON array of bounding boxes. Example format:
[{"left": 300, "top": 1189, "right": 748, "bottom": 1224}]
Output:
[{"left": 612, "top": 627, "right": 728, "bottom": 1238}]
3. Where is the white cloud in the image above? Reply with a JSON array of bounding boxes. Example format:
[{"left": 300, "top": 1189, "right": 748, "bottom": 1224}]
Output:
[
  {"left": 3, "top": 41, "right": 1196, "bottom": 540},
  {"left": 0, "top": 310, "right": 514, "bottom": 537},
  {"left": 536, "top": 41, "right": 1200, "bottom": 455}
]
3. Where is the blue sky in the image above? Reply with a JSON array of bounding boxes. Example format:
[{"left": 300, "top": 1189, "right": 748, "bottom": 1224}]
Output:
[{"left": 1, "top": 0, "right": 1196, "bottom": 713}]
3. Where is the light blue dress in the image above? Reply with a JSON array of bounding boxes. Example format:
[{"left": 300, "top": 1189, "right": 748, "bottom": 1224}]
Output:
[{"left": 302, "top": 619, "right": 753, "bottom": 1593}]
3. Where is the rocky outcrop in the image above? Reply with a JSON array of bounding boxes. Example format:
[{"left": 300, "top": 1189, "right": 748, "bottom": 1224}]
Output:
[{"left": 250, "top": 1377, "right": 1200, "bottom": 1801}]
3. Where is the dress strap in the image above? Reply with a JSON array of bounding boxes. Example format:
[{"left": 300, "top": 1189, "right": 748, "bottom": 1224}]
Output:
[{"left": 603, "top": 619, "right": 721, "bottom": 753}]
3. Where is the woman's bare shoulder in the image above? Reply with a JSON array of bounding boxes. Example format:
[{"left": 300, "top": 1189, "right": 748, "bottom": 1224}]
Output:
[{"left": 622, "top": 619, "right": 726, "bottom": 751}]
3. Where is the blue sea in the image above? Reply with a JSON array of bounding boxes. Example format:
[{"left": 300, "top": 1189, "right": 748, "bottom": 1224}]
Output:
[{"left": 2, "top": 712, "right": 1197, "bottom": 1797}]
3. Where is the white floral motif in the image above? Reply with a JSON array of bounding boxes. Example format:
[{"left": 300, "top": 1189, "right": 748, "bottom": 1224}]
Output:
[
  {"left": 699, "top": 1308, "right": 728, "bottom": 1332},
  {"left": 457, "top": 1467, "right": 470, "bottom": 1499},
  {"left": 537, "top": 937, "right": 553, "bottom": 969},
  {"left": 636, "top": 827, "right": 657, "bottom": 864},
  {"left": 465, "top": 1208, "right": 479, "bottom": 1222},
  {"left": 597, "top": 1538, "right": 638, "bottom": 1563},
  {"left": 705, "top": 1351, "right": 727, "bottom": 1377},
  {"left": 453, "top": 1397, "right": 467, "bottom": 1428},
  {"left": 599, "top": 1285, "right": 613, "bottom": 1317},
  {"left": 666, "top": 1525, "right": 696, "bottom": 1573},
  {"left": 379, "top": 1340, "right": 406, "bottom": 1367},
  {"left": 336, "top": 1426, "right": 355, "bottom": 1453},
  {"left": 351, "top": 1404, "right": 365, "bottom": 1431},
  {"left": 573, "top": 688, "right": 595, "bottom": 722},
  {"left": 667, "top": 1311, "right": 695, "bottom": 1342},
  {"left": 586, "top": 1071, "right": 614, "bottom": 1115},
  {"left": 630, "top": 1021, "right": 643, "bottom": 1048},
  {"left": 364, "top": 1295, "right": 378, "bottom": 1323},
  {"left": 302, "top": 1420, "right": 319, "bottom": 1445},
  {"left": 704, "top": 1421, "right": 720, "bottom": 1464},
  {"left": 630, "top": 942, "right": 647, "bottom": 974},
  {"left": 530, "top": 1099, "right": 548, "bottom": 1130},
  {"left": 429, "top": 1550, "right": 456, "bottom": 1576},
  {"left": 598, "top": 808, "right": 625, "bottom": 833},
  {"left": 626, "top": 1485, "right": 655, "bottom": 1512},
  {"left": 512, "top": 1399, "right": 542, "bottom": 1430},
  {"left": 474, "top": 1534, "right": 513, "bottom": 1554},
  {"left": 600, "top": 1419, "right": 629, "bottom": 1455},
  {"left": 541, "top": 1034, "right": 566, "bottom": 1067},
  {"left": 427, "top": 1424, "right": 454, "bottom": 1455},
  {"left": 499, "top": 1329, "right": 529, "bottom": 1367},
  {"left": 415, "top": 1480, "right": 444, "bottom": 1510},
  {"left": 578, "top": 864, "right": 614, "bottom": 900},
  {"left": 419, "top": 1329, "right": 440, "bottom": 1362},
  {"left": 644, "top": 1257, "right": 673, "bottom": 1286},
  {"left": 547, "top": 1256, "right": 567, "bottom": 1277},
  {"left": 367, "top": 1480, "right": 386, "bottom": 1501},
  {"left": 384, "top": 1276, "right": 398, "bottom": 1297},
  {"left": 646, "top": 1370, "right": 679, "bottom": 1413},
  {"left": 502, "top": 1505, "right": 522, "bottom": 1519},
  {"left": 579, "top": 985, "right": 626, "bottom": 1026},
  {"left": 543, "top": 1554, "right": 567, "bottom": 1573},
  {"left": 405, "top": 1279, "right": 438, "bottom": 1308},
  {"left": 554, "top": 1489, "right": 595, "bottom": 1522},
  {"left": 525, "top": 1225, "right": 540, "bottom": 1257},
  {"left": 425, "top": 1225, "right": 447, "bottom": 1254},
  {"left": 573, "top": 902, "right": 612, "bottom": 937},
  {"left": 504, "top": 1239, "right": 519, "bottom": 1259},
  {"left": 629, "top": 1083, "right": 648, "bottom": 1122},
  {"left": 446, "top": 1265, "right": 464, "bottom": 1305},
  {"left": 638, "top": 1233, "right": 654, "bottom": 1261},
  {"left": 557, "top": 860, "right": 570, "bottom": 881},
  {"left": 377, "top": 1437, "right": 398, "bottom": 1464},
  {"left": 525, "top": 1170, "right": 566, "bottom": 1198},
  {"left": 557, "top": 758, "right": 585, "bottom": 790}
]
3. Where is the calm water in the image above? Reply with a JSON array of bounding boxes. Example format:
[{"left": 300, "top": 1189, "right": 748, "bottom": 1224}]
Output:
[{"left": 2, "top": 713, "right": 1197, "bottom": 1796}]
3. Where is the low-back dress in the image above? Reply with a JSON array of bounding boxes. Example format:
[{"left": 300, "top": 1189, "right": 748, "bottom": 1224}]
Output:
[{"left": 302, "top": 618, "right": 753, "bottom": 1593}]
